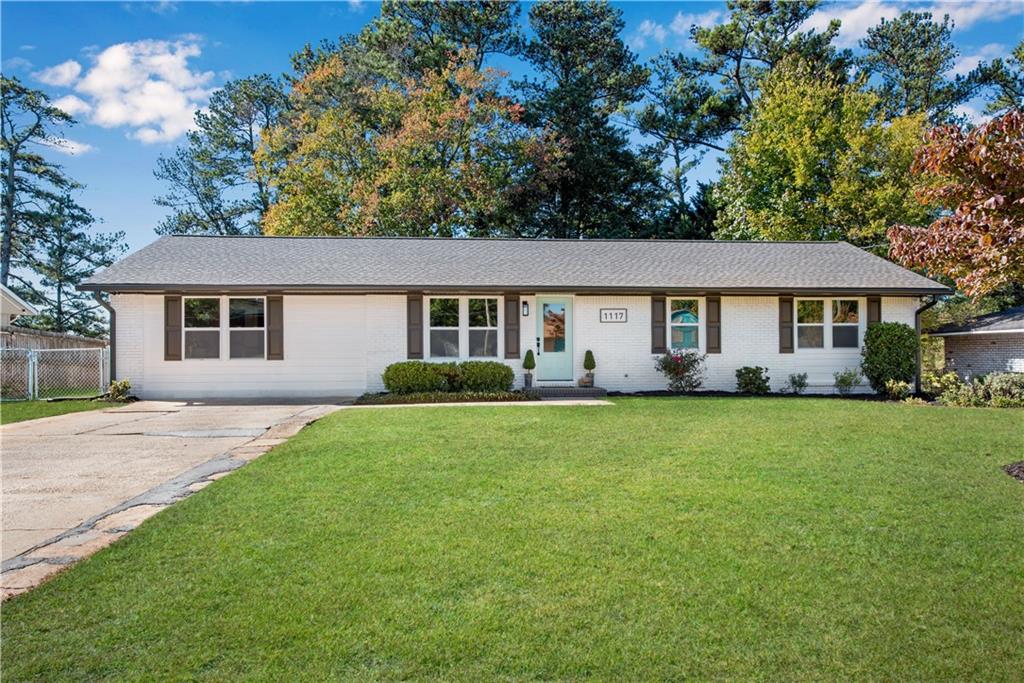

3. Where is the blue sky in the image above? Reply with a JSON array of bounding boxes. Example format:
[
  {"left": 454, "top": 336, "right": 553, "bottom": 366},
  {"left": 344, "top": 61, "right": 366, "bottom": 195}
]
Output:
[{"left": 2, "top": 1, "right": 1022, "bottom": 251}]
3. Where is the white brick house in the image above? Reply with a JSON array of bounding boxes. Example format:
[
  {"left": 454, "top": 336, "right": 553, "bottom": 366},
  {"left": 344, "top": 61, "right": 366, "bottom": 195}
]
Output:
[
  {"left": 931, "top": 305, "right": 1024, "bottom": 380},
  {"left": 81, "top": 236, "right": 949, "bottom": 399}
]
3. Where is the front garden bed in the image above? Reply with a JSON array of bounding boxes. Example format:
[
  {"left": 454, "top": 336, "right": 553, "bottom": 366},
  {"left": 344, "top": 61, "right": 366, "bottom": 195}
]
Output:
[{"left": 355, "top": 390, "right": 540, "bottom": 405}]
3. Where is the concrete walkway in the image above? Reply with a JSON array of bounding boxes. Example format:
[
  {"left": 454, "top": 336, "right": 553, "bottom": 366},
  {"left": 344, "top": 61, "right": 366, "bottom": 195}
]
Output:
[{"left": 1, "top": 400, "right": 343, "bottom": 599}]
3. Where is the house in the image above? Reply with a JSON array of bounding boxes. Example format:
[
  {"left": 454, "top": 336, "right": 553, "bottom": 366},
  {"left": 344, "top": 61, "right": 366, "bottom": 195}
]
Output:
[
  {"left": 1, "top": 283, "right": 38, "bottom": 324},
  {"left": 930, "top": 305, "right": 1024, "bottom": 380},
  {"left": 79, "top": 236, "right": 950, "bottom": 399}
]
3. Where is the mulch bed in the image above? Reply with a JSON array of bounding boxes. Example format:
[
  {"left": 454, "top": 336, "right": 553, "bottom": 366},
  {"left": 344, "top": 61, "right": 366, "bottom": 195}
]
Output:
[{"left": 1003, "top": 461, "right": 1024, "bottom": 483}]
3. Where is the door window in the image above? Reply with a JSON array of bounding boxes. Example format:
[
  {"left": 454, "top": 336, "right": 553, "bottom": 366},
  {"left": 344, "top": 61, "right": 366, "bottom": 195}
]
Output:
[{"left": 542, "top": 303, "right": 566, "bottom": 352}]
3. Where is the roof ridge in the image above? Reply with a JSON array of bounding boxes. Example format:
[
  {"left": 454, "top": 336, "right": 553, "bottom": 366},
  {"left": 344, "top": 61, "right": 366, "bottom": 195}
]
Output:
[{"left": 162, "top": 234, "right": 846, "bottom": 245}]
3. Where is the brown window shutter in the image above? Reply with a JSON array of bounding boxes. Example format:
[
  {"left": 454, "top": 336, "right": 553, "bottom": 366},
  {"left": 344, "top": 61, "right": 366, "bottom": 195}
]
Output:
[
  {"left": 164, "top": 296, "right": 182, "bottom": 361},
  {"left": 779, "top": 296, "right": 794, "bottom": 354},
  {"left": 706, "top": 295, "right": 721, "bottom": 353},
  {"left": 504, "top": 295, "right": 520, "bottom": 359},
  {"left": 867, "top": 296, "right": 881, "bottom": 326},
  {"left": 651, "top": 296, "right": 667, "bottom": 353},
  {"left": 266, "top": 295, "right": 284, "bottom": 360},
  {"left": 407, "top": 294, "right": 423, "bottom": 359}
]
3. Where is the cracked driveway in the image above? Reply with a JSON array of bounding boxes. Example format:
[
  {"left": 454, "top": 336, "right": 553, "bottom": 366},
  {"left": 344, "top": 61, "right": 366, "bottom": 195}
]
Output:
[{"left": 1, "top": 401, "right": 342, "bottom": 563}]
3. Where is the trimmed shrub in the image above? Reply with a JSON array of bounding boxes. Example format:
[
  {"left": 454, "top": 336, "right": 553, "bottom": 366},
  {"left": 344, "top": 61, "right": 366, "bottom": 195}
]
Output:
[
  {"left": 523, "top": 349, "right": 536, "bottom": 372},
  {"left": 583, "top": 349, "right": 596, "bottom": 372},
  {"left": 861, "top": 322, "right": 918, "bottom": 393},
  {"left": 785, "top": 373, "right": 808, "bottom": 395},
  {"left": 884, "top": 379, "right": 912, "bottom": 400},
  {"left": 460, "top": 361, "right": 514, "bottom": 392},
  {"left": 735, "top": 366, "right": 770, "bottom": 394},
  {"left": 382, "top": 361, "right": 449, "bottom": 394},
  {"left": 654, "top": 351, "right": 706, "bottom": 392},
  {"left": 833, "top": 368, "right": 863, "bottom": 395},
  {"left": 355, "top": 390, "right": 537, "bottom": 405}
]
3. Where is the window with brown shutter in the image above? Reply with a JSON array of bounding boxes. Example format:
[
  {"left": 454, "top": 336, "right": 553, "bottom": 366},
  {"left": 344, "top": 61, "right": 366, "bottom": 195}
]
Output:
[
  {"left": 266, "top": 295, "right": 284, "bottom": 360},
  {"left": 504, "top": 295, "right": 520, "bottom": 359},
  {"left": 706, "top": 295, "right": 721, "bottom": 354},
  {"left": 407, "top": 294, "right": 423, "bottom": 359},
  {"left": 651, "top": 296, "right": 666, "bottom": 353},
  {"left": 164, "top": 295, "right": 182, "bottom": 361},
  {"left": 779, "top": 296, "right": 794, "bottom": 353}
]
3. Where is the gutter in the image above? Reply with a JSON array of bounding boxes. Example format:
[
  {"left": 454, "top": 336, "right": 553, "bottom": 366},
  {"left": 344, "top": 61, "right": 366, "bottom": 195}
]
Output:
[
  {"left": 92, "top": 292, "right": 115, "bottom": 383},
  {"left": 914, "top": 296, "right": 940, "bottom": 394}
]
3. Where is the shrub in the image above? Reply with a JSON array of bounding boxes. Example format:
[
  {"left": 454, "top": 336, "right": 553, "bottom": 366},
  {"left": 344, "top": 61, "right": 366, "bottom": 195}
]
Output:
[
  {"left": 583, "top": 349, "right": 596, "bottom": 372},
  {"left": 355, "top": 390, "right": 537, "bottom": 405},
  {"left": 785, "top": 373, "right": 808, "bottom": 395},
  {"left": 833, "top": 368, "right": 863, "bottom": 395},
  {"left": 106, "top": 379, "right": 132, "bottom": 402},
  {"left": 861, "top": 322, "right": 918, "bottom": 393},
  {"left": 523, "top": 349, "right": 536, "bottom": 372},
  {"left": 735, "top": 366, "right": 770, "bottom": 394},
  {"left": 459, "top": 361, "right": 514, "bottom": 392},
  {"left": 654, "top": 351, "right": 706, "bottom": 392},
  {"left": 903, "top": 396, "right": 930, "bottom": 406},
  {"left": 922, "top": 370, "right": 961, "bottom": 399},
  {"left": 940, "top": 372, "right": 1024, "bottom": 408},
  {"left": 884, "top": 379, "right": 912, "bottom": 400},
  {"left": 382, "top": 361, "right": 449, "bottom": 394}
]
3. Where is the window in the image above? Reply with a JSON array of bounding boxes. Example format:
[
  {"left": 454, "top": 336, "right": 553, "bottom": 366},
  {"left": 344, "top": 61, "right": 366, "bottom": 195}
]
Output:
[
  {"left": 229, "top": 297, "right": 265, "bottom": 359},
  {"left": 670, "top": 299, "right": 699, "bottom": 350},
  {"left": 429, "top": 298, "right": 460, "bottom": 357},
  {"left": 183, "top": 297, "right": 220, "bottom": 359},
  {"left": 832, "top": 300, "right": 859, "bottom": 348},
  {"left": 796, "top": 300, "right": 824, "bottom": 349},
  {"left": 468, "top": 298, "right": 498, "bottom": 357}
]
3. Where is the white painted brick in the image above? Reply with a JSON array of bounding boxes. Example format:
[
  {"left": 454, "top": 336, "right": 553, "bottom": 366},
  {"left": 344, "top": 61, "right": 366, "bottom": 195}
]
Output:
[{"left": 943, "top": 333, "right": 1024, "bottom": 380}]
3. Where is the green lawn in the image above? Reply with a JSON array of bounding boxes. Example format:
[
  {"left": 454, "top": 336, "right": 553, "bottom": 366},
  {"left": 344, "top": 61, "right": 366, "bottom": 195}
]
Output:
[
  {"left": 3, "top": 398, "right": 1022, "bottom": 680},
  {"left": 0, "top": 399, "right": 120, "bottom": 425}
]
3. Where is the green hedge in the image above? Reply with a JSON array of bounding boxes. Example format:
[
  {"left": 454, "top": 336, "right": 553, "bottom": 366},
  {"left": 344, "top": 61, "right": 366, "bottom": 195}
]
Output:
[
  {"left": 356, "top": 390, "right": 538, "bottom": 405},
  {"left": 382, "top": 360, "right": 514, "bottom": 394}
]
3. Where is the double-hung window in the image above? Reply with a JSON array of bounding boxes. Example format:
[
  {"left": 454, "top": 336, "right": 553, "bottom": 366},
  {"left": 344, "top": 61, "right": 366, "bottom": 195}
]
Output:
[
  {"left": 468, "top": 298, "right": 498, "bottom": 357},
  {"left": 183, "top": 297, "right": 220, "bottom": 359},
  {"left": 831, "top": 300, "right": 859, "bottom": 348},
  {"left": 229, "top": 297, "right": 265, "bottom": 359},
  {"left": 796, "top": 300, "right": 825, "bottom": 349},
  {"left": 670, "top": 299, "right": 699, "bottom": 350},
  {"left": 429, "top": 298, "right": 460, "bottom": 357}
]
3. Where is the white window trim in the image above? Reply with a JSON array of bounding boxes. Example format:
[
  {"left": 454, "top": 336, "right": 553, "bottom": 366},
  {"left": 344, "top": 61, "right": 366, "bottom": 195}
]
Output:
[
  {"left": 667, "top": 297, "right": 705, "bottom": 353},
  {"left": 467, "top": 297, "right": 500, "bottom": 359},
  {"left": 796, "top": 298, "right": 826, "bottom": 351},
  {"left": 831, "top": 298, "right": 861, "bottom": 349},
  {"left": 426, "top": 295, "right": 503, "bottom": 360},
  {"left": 228, "top": 295, "right": 267, "bottom": 360},
  {"left": 182, "top": 295, "right": 222, "bottom": 361},
  {"left": 795, "top": 297, "right": 866, "bottom": 351}
]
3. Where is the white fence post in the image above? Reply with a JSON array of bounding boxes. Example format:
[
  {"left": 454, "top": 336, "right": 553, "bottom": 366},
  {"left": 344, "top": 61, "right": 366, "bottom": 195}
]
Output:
[{"left": 30, "top": 350, "right": 38, "bottom": 400}]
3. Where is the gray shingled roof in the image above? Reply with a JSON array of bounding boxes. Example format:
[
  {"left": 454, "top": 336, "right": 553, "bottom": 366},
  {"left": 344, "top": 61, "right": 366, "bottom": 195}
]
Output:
[
  {"left": 81, "top": 236, "right": 949, "bottom": 294},
  {"left": 931, "top": 305, "right": 1024, "bottom": 335}
]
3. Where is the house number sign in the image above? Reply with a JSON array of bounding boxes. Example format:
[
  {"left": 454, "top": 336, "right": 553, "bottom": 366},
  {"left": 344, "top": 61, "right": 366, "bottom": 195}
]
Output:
[{"left": 599, "top": 308, "right": 627, "bottom": 323}]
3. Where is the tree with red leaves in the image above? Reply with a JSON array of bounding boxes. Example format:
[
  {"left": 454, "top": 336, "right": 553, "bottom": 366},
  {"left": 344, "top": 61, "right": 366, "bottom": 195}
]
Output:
[{"left": 889, "top": 110, "right": 1024, "bottom": 296}]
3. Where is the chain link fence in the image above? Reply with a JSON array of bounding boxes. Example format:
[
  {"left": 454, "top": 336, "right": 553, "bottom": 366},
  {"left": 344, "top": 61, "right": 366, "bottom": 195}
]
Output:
[{"left": 1, "top": 348, "right": 109, "bottom": 401}]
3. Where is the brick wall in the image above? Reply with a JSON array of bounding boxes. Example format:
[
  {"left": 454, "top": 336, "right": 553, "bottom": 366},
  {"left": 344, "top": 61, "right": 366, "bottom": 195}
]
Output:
[{"left": 942, "top": 333, "right": 1024, "bottom": 380}]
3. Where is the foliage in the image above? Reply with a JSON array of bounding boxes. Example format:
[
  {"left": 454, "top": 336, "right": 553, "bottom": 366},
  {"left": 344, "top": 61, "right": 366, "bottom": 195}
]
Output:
[
  {"left": 785, "top": 373, "right": 808, "bottom": 395},
  {"left": 883, "top": 379, "right": 913, "bottom": 401},
  {"left": 523, "top": 349, "right": 536, "bottom": 372},
  {"left": 889, "top": 110, "right": 1024, "bottom": 296},
  {"left": 735, "top": 366, "right": 770, "bottom": 394},
  {"left": 105, "top": 379, "right": 133, "bottom": 402},
  {"left": 714, "top": 58, "right": 932, "bottom": 245},
  {"left": 459, "top": 361, "right": 514, "bottom": 393},
  {"left": 354, "top": 390, "right": 536, "bottom": 405},
  {"left": 833, "top": 368, "right": 863, "bottom": 396},
  {"left": 382, "top": 361, "right": 450, "bottom": 394},
  {"left": 583, "top": 350, "right": 596, "bottom": 372},
  {"left": 0, "top": 76, "right": 76, "bottom": 287},
  {"left": 858, "top": 11, "right": 983, "bottom": 122},
  {"left": 861, "top": 322, "right": 918, "bottom": 393},
  {"left": 982, "top": 40, "right": 1024, "bottom": 114},
  {"left": 654, "top": 351, "right": 706, "bottom": 392},
  {"left": 155, "top": 75, "right": 288, "bottom": 236},
  {"left": 938, "top": 373, "right": 1024, "bottom": 408},
  {"left": 922, "top": 370, "right": 963, "bottom": 400}
]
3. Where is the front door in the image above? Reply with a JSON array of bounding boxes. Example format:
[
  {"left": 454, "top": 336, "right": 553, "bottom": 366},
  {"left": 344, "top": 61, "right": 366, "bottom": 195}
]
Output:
[{"left": 536, "top": 297, "right": 573, "bottom": 381}]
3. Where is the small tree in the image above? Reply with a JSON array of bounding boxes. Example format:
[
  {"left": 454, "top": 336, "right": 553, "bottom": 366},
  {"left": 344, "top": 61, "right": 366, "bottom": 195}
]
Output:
[
  {"left": 523, "top": 349, "right": 536, "bottom": 372},
  {"left": 583, "top": 350, "right": 595, "bottom": 373},
  {"left": 862, "top": 322, "right": 918, "bottom": 393}
]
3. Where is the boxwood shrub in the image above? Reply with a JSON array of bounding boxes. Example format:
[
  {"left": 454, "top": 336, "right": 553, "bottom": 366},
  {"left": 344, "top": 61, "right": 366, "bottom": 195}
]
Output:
[
  {"left": 382, "top": 360, "right": 513, "bottom": 394},
  {"left": 459, "top": 361, "right": 514, "bottom": 392},
  {"left": 382, "top": 361, "right": 449, "bottom": 394}
]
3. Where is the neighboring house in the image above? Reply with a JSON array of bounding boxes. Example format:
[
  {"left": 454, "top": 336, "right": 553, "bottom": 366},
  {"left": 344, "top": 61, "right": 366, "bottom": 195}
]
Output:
[
  {"left": 1, "top": 283, "right": 38, "bottom": 324},
  {"left": 80, "top": 236, "right": 950, "bottom": 399},
  {"left": 931, "top": 305, "right": 1024, "bottom": 380}
]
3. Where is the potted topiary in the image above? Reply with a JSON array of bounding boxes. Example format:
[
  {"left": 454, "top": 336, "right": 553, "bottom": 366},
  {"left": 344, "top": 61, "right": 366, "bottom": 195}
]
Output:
[
  {"left": 523, "top": 349, "right": 536, "bottom": 388},
  {"left": 580, "top": 349, "right": 596, "bottom": 387}
]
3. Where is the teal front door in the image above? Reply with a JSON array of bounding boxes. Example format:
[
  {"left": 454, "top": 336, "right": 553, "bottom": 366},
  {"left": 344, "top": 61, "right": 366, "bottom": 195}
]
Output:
[{"left": 536, "top": 297, "right": 573, "bottom": 381}]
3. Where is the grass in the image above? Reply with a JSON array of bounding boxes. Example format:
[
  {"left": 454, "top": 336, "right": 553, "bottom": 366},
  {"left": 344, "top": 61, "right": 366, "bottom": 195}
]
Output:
[
  {"left": 0, "top": 399, "right": 120, "bottom": 425},
  {"left": 3, "top": 398, "right": 1022, "bottom": 680}
]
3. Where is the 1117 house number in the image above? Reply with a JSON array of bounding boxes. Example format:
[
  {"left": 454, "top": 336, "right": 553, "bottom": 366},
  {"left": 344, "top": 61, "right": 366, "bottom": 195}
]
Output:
[{"left": 600, "top": 308, "right": 627, "bottom": 323}]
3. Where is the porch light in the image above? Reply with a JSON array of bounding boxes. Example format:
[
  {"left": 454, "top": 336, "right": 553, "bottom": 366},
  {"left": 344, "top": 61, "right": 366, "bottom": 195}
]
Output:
[{"left": 522, "top": 301, "right": 529, "bottom": 317}]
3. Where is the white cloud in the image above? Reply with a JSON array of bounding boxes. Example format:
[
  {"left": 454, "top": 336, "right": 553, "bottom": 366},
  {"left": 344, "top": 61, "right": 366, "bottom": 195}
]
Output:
[
  {"left": 631, "top": 19, "right": 669, "bottom": 50},
  {"left": 20, "top": 45, "right": 36, "bottom": 51},
  {"left": 52, "top": 94, "right": 93, "bottom": 116},
  {"left": 670, "top": 10, "right": 724, "bottom": 36},
  {"left": 39, "top": 137, "right": 95, "bottom": 156},
  {"left": 953, "top": 102, "right": 986, "bottom": 124},
  {"left": 72, "top": 38, "right": 215, "bottom": 144},
  {"left": 33, "top": 60, "right": 83, "bottom": 87},
  {"left": 925, "top": 0, "right": 1024, "bottom": 31},
  {"left": 951, "top": 42, "right": 1006, "bottom": 76},
  {"left": 2, "top": 57, "right": 33, "bottom": 72},
  {"left": 347, "top": 0, "right": 364, "bottom": 10}
]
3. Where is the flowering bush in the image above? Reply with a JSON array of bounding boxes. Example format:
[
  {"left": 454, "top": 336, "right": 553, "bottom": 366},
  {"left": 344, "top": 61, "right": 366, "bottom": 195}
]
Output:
[{"left": 655, "top": 351, "right": 706, "bottom": 392}]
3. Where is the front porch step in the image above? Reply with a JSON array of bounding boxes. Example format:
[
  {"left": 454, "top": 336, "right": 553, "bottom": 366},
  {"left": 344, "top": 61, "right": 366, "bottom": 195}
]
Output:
[{"left": 532, "top": 386, "right": 607, "bottom": 399}]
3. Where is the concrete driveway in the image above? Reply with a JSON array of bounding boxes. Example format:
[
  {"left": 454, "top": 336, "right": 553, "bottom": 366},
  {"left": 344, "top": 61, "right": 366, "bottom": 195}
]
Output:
[{"left": 1, "top": 400, "right": 342, "bottom": 595}]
